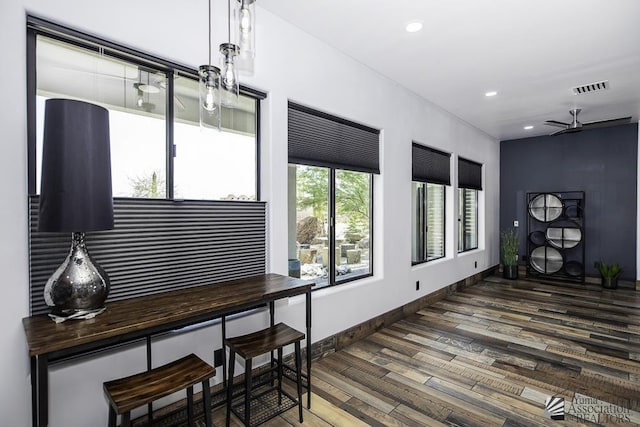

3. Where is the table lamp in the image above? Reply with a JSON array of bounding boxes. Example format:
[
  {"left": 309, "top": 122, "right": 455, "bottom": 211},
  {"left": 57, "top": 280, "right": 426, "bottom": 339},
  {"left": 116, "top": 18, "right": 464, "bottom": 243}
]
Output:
[{"left": 39, "top": 98, "right": 114, "bottom": 315}]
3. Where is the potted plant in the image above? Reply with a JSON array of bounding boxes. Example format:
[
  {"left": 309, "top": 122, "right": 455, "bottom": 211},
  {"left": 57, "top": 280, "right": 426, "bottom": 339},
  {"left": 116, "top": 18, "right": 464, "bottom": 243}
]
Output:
[
  {"left": 501, "top": 228, "right": 519, "bottom": 279},
  {"left": 597, "top": 262, "right": 622, "bottom": 289}
]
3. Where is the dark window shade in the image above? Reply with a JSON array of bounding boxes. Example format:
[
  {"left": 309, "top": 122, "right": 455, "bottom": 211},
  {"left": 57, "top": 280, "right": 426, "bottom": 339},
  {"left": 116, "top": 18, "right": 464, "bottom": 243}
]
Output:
[
  {"left": 29, "top": 196, "right": 266, "bottom": 315},
  {"left": 412, "top": 143, "right": 451, "bottom": 185},
  {"left": 288, "top": 102, "right": 380, "bottom": 174},
  {"left": 458, "top": 157, "right": 483, "bottom": 190}
]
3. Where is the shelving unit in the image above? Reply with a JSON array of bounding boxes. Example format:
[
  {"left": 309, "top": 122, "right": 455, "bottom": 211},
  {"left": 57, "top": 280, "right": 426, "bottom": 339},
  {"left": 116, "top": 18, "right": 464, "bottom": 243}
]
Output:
[{"left": 526, "top": 191, "right": 585, "bottom": 283}]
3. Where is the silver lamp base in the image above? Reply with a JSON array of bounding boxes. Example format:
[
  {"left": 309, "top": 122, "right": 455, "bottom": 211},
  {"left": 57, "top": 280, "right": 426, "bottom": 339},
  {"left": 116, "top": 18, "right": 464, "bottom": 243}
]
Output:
[{"left": 44, "top": 232, "right": 110, "bottom": 314}]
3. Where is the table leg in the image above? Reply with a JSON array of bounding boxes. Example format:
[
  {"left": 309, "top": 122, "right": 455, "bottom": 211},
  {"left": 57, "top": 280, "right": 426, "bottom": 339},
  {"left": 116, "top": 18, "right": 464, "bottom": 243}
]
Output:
[
  {"left": 222, "top": 316, "right": 227, "bottom": 389},
  {"left": 145, "top": 336, "right": 154, "bottom": 423},
  {"left": 269, "top": 301, "right": 275, "bottom": 385},
  {"left": 32, "top": 354, "right": 48, "bottom": 427},
  {"left": 306, "top": 290, "right": 312, "bottom": 409},
  {"left": 269, "top": 301, "right": 275, "bottom": 326}
]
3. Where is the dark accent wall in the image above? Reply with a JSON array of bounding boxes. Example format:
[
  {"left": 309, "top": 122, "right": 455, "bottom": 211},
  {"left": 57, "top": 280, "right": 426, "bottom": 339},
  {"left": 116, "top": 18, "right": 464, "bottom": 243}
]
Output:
[{"left": 500, "top": 123, "right": 638, "bottom": 280}]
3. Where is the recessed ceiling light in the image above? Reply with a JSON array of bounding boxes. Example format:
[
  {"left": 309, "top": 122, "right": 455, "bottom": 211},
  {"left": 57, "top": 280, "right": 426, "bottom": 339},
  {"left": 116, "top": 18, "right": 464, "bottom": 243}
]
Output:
[
  {"left": 524, "top": 125, "right": 534, "bottom": 130},
  {"left": 485, "top": 91, "right": 498, "bottom": 97},
  {"left": 405, "top": 21, "right": 423, "bottom": 33}
]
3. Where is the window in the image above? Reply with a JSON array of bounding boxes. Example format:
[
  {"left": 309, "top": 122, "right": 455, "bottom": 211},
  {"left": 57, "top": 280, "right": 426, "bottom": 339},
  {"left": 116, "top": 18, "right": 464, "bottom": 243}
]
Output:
[
  {"left": 28, "top": 18, "right": 260, "bottom": 200},
  {"left": 457, "top": 157, "right": 482, "bottom": 253},
  {"left": 412, "top": 182, "right": 446, "bottom": 262},
  {"left": 458, "top": 188, "right": 478, "bottom": 252},
  {"left": 411, "top": 144, "right": 450, "bottom": 264},
  {"left": 287, "top": 103, "right": 379, "bottom": 287},
  {"left": 290, "top": 165, "right": 372, "bottom": 286}
]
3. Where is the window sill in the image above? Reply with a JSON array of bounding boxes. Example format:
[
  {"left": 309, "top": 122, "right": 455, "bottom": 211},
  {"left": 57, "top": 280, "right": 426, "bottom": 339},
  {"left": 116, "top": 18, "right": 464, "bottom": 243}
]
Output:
[
  {"left": 287, "top": 273, "right": 376, "bottom": 304},
  {"left": 457, "top": 247, "right": 482, "bottom": 257}
]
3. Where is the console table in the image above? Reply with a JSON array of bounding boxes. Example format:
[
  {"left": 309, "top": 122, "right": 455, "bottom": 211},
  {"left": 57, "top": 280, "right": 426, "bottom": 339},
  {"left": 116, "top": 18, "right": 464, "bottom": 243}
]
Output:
[{"left": 22, "top": 273, "right": 313, "bottom": 427}]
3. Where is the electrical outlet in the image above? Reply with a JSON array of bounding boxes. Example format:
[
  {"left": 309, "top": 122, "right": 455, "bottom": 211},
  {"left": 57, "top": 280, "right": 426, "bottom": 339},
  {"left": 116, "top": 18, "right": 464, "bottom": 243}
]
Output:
[
  {"left": 214, "top": 349, "right": 223, "bottom": 367},
  {"left": 416, "top": 280, "right": 420, "bottom": 291},
  {"left": 513, "top": 220, "right": 519, "bottom": 227}
]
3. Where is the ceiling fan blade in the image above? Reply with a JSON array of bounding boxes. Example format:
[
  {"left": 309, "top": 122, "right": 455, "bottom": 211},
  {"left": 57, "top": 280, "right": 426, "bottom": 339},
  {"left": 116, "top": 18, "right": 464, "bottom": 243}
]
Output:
[
  {"left": 550, "top": 128, "right": 567, "bottom": 136},
  {"left": 582, "top": 116, "right": 632, "bottom": 130},
  {"left": 545, "top": 120, "right": 569, "bottom": 128},
  {"left": 52, "top": 65, "right": 139, "bottom": 81}
]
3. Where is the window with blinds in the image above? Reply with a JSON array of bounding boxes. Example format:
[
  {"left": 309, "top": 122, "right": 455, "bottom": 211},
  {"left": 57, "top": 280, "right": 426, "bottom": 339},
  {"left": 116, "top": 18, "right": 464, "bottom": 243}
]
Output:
[
  {"left": 288, "top": 102, "right": 379, "bottom": 287},
  {"left": 411, "top": 144, "right": 450, "bottom": 264},
  {"left": 457, "top": 157, "right": 482, "bottom": 252}
]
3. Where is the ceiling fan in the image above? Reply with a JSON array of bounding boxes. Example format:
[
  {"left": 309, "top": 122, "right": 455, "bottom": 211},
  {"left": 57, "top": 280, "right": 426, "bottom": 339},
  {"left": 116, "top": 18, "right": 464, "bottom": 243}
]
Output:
[
  {"left": 544, "top": 109, "right": 631, "bottom": 136},
  {"left": 52, "top": 65, "right": 185, "bottom": 110}
]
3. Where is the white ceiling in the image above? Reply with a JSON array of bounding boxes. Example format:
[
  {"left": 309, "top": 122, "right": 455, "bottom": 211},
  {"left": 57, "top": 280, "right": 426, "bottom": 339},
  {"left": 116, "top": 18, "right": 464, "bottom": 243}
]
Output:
[{"left": 259, "top": 0, "right": 640, "bottom": 141}]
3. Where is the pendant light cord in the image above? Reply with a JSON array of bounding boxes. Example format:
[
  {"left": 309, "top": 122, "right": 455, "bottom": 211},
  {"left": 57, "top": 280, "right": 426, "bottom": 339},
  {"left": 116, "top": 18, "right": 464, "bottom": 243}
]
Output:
[
  {"left": 208, "top": 0, "right": 212, "bottom": 65},
  {"left": 228, "top": 0, "right": 231, "bottom": 42}
]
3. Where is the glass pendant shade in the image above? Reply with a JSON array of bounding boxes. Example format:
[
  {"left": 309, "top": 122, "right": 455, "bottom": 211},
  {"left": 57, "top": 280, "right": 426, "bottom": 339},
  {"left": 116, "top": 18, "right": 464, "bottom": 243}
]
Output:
[
  {"left": 235, "top": 0, "right": 256, "bottom": 75},
  {"left": 219, "top": 43, "right": 240, "bottom": 107},
  {"left": 199, "top": 64, "right": 221, "bottom": 129}
]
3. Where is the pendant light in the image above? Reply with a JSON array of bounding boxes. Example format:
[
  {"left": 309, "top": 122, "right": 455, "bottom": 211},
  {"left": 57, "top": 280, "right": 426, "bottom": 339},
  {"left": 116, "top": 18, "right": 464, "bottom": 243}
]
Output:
[
  {"left": 199, "top": 0, "right": 221, "bottom": 129},
  {"left": 220, "top": 0, "right": 239, "bottom": 107},
  {"left": 235, "top": 0, "right": 256, "bottom": 75}
]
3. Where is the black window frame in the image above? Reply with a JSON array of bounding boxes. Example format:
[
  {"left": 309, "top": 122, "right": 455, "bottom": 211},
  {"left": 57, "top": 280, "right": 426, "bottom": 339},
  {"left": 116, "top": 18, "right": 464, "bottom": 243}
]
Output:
[
  {"left": 288, "top": 102, "right": 379, "bottom": 289},
  {"left": 26, "top": 15, "right": 266, "bottom": 200},
  {"left": 412, "top": 182, "right": 447, "bottom": 265},
  {"left": 457, "top": 157, "right": 482, "bottom": 253},
  {"left": 411, "top": 144, "right": 451, "bottom": 265},
  {"left": 458, "top": 187, "right": 479, "bottom": 253},
  {"left": 289, "top": 164, "right": 375, "bottom": 290}
]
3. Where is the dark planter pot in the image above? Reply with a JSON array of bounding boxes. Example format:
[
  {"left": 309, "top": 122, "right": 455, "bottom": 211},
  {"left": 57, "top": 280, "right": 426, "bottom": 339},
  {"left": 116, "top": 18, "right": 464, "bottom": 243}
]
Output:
[
  {"left": 503, "top": 265, "right": 519, "bottom": 280},
  {"left": 601, "top": 277, "right": 618, "bottom": 289}
]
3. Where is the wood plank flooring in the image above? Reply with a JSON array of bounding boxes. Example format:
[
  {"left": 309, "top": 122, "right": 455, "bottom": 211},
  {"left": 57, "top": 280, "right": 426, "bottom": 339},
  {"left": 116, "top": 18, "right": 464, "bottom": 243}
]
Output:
[
  {"left": 152, "top": 275, "right": 637, "bottom": 426},
  {"left": 237, "top": 275, "right": 640, "bottom": 427}
]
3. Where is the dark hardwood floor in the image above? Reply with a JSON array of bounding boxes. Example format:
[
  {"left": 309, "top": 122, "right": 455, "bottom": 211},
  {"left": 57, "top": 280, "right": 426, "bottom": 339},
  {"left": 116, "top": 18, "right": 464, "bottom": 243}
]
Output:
[{"left": 253, "top": 275, "right": 640, "bottom": 427}]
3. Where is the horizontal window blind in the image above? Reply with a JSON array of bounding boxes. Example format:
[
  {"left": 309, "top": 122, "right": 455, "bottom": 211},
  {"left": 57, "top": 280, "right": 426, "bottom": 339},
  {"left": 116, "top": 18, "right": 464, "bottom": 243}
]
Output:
[
  {"left": 412, "top": 143, "right": 451, "bottom": 185},
  {"left": 458, "top": 157, "right": 483, "bottom": 190},
  {"left": 288, "top": 102, "right": 380, "bottom": 174},
  {"left": 29, "top": 196, "right": 266, "bottom": 315}
]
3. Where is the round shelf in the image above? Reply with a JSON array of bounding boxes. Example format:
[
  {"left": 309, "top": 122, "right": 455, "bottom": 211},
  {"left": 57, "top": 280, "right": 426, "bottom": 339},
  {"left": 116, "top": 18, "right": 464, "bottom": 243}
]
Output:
[
  {"left": 564, "top": 260, "right": 584, "bottom": 277},
  {"left": 528, "top": 193, "right": 563, "bottom": 222},
  {"left": 529, "top": 230, "right": 546, "bottom": 246},
  {"left": 530, "top": 246, "right": 563, "bottom": 274},
  {"left": 546, "top": 220, "right": 582, "bottom": 249}
]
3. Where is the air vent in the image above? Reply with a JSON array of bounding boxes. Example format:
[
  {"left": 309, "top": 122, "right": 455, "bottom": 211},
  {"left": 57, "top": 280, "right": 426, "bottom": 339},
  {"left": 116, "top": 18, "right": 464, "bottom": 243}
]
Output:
[{"left": 572, "top": 80, "right": 609, "bottom": 95}]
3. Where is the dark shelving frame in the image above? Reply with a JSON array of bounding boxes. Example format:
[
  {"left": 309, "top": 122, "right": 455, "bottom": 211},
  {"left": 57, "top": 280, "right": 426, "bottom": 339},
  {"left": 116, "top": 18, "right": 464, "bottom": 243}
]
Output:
[{"left": 526, "top": 191, "right": 585, "bottom": 284}]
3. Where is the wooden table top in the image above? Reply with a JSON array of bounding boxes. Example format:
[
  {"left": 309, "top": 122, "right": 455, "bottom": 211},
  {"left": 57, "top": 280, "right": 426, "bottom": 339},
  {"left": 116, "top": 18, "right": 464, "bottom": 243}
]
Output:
[{"left": 23, "top": 273, "right": 312, "bottom": 358}]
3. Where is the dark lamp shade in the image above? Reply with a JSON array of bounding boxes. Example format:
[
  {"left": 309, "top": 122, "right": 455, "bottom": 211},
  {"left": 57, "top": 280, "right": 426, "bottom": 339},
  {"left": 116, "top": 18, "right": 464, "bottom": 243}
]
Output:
[{"left": 39, "top": 99, "right": 114, "bottom": 232}]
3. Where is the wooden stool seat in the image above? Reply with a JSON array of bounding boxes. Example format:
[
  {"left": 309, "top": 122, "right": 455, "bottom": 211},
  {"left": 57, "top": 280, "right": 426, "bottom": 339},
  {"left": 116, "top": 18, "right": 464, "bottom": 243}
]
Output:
[
  {"left": 226, "top": 322, "right": 305, "bottom": 359},
  {"left": 226, "top": 323, "right": 305, "bottom": 427},
  {"left": 104, "top": 353, "right": 215, "bottom": 427}
]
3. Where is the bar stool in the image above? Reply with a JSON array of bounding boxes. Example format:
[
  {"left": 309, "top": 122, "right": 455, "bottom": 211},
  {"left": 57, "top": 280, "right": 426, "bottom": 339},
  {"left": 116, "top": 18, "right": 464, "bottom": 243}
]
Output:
[
  {"left": 103, "top": 353, "right": 215, "bottom": 427},
  {"left": 225, "top": 322, "right": 305, "bottom": 427}
]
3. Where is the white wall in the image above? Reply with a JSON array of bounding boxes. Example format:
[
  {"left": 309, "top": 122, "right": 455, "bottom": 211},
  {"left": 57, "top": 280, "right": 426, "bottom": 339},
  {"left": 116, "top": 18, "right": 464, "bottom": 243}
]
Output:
[{"left": 1, "top": 1, "right": 499, "bottom": 425}]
